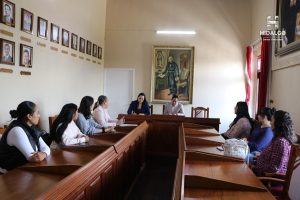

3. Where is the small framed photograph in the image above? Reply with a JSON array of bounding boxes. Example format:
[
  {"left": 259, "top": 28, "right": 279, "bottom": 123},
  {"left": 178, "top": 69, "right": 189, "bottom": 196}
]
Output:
[
  {"left": 20, "top": 44, "right": 33, "bottom": 67},
  {"left": 37, "top": 17, "right": 48, "bottom": 39},
  {"left": 50, "top": 23, "right": 59, "bottom": 43},
  {"left": 79, "top": 37, "right": 85, "bottom": 53},
  {"left": 1, "top": 0, "right": 15, "bottom": 27},
  {"left": 62, "top": 29, "right": 69, "bottom": 47},
  {"left": 0, "top": 38, "right": 15, "bottom": 65},
  {"left": 93, "top": 44, "right": 97, "bottom": 57},
  {"left": 71, "top": 33, "right": 78, "bottom": 50},
  {"left": 21, "top": 8, "right": 33, "bottom": 34},
  {"left": 98, "top": 46, "right": 102, "bottom": 59},
  {"left": 86, "top": 40, "right": 92, "bottom": 55}
]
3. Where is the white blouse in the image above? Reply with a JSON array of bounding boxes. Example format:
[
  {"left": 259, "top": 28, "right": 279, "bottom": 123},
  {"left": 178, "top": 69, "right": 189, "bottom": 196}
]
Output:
[
  {"left": 61, "top": 121, "right": 87, "bottom": 145},
  {"left": 93, "top": 106, "right": 116, "bottom": 127},
  {"left": 7, "top": 127, "right": 50, "bottom": 160},
  {"left": 164, "top": 102, "right": 185, "bottom": 116}
]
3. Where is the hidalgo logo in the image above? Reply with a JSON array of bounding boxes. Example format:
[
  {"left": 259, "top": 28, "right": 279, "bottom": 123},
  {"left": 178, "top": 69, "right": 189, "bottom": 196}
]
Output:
[{"left": 260, "top": 16, "right": 286, "bottom": 39}]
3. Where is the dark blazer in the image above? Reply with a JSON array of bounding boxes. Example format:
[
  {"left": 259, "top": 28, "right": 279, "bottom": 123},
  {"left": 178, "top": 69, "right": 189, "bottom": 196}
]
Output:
[{"left": 127, "top": 100, "right": 150, "bottom": 115}]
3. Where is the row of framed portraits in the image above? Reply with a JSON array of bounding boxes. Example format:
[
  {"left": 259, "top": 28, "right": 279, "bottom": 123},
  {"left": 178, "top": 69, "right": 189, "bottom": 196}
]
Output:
[
  {"left": 0, "top": 0, "right": 103, "bottom": 59},
  {"left": 0, "top": 38, "right": 32, "bottom": 67}
]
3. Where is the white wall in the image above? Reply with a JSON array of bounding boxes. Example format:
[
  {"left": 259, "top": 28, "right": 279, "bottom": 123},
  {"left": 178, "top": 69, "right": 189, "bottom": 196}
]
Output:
[
  {"left": 0, "top": 0, "right": 106, "bottom": 131},
  {"left": 105, "top": 0, "right": 252, "bottom": 132}
]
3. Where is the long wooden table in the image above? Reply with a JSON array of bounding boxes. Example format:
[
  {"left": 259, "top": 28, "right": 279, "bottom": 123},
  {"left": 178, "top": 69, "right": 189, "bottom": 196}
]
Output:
[
  {"left": 172, "top": 124, "right": 275, "bottom": 200},
  {"left": 0, "top": 115, "right": 275, "bottom": 199}
]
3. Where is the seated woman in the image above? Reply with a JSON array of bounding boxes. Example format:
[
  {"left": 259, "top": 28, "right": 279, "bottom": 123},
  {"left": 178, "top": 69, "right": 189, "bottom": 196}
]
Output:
[
  {"left": 76, "top": 96, "right": 112, "bottom": 134},
  {"left": 248, "top": 107, "right": 274, "bottom": 153},
  {"left": 51, "top": 103, "right": 89, "bottom": 146},
  {"left": 93, "top": 95, "right": 124, "bottom": 127},
  {"left": 253, "top": 110, "right": 297, "bottom": 175},
  {"left": 222, "top": 101, "right": 253, "bottom": 139},
  {"left": 127, "top": 92, "right": 150, "bottom": 115},
  {"left": 0, "top": 101, "right": 50, "bottom": 172}
]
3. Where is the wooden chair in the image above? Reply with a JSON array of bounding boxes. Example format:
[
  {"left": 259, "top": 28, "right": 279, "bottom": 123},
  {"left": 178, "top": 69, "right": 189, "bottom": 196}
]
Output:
[
  {"left": 258, "top": 144, "right": 300, "bottom": 200},
  {"left": 0, "top": 127, "right": 5, "bottom": 135},
  {"left": 191, "top": 107, "right": 209, "bottom": 118},
  {"left": 48, "top": 115, "right": 58, "bottom": 130},
  {"left": 162, "top": 104, "right": 165, "bottom": 114},
  {"left": 149, "top": 105, "right": 153, "bottom": 115}
]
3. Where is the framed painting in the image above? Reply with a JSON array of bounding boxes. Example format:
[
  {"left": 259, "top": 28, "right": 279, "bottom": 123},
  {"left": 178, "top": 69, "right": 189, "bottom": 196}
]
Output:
[
  {"left": 21, "top": 8, "right": 33, "bottom": 34},
  {"left": 276, "top": 0, "right": 300, "bottom": 55},
  {"left": 86, "top": 40, "right": 91, "bottom": 55},
  {"left": 151, "top": 46, "right": 194, "bottom": 104},
  {"left": 1, "top": 0, "right": 15, "bottom": 27},
  {"left": 20, "top": 44, "right": 33, "bottom": 67},
  {"left": 50, "top": 23, "right": 59, "bottom": 44},
  {"left": 92, "top": 44, "right": 97, "bottom": 57},
  {"left": 37, "top": 17, "right": 48, "bottom": 39},
  {"left": 98, "top": 46, "right": 102, "bottom": 59},
  {"left": 71, "top": 33, "right": 78, "bottom": 50},
  {"left": 62, "top": 29, "right": 69, "bottom": 47},
  {"left": 0, "top": 38, "right": 15, "bottom": 65},
  {"left": 79, "top": 37, "right": 85, "bottom": 53}
]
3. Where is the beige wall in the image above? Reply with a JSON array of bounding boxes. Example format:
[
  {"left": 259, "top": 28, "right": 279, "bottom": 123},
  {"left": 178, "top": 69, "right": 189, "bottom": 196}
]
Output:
[
  {"left": 105, "top": 0, "right": 252, "bottom": 132},
  {"left": 0, "top": 0, "right": 106, "bottom": 131},
  {"left": 251, "top": 0, "right": 300, "bottom": 132}
]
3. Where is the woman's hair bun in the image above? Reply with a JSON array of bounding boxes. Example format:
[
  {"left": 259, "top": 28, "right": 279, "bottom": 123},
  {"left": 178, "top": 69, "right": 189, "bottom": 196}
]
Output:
[{"left": 9, "top": 110, "right": 18, "bottom": 119}]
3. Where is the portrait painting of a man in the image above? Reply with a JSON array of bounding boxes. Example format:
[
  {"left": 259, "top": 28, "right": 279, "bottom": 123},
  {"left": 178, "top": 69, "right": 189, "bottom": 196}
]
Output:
[
  {"left": 62, "top": 29, "right": 69, "bottom": 47},
  {"left": 50, "top": 23, "right": 60, "bottom": 43},
  {"left": 21, "top": 8, "right": 33, "bottom": 34},
  {"left": 20, "top": 44, "right": 33, "bottom": 67},
  {"left": 71, "top": 33, "right": 78, "bottom": 50},
  {"left": 0, "top": 39, "right": 15, "bottom": 65},
  {"left": 2, "top": 0, "right": 15, "bottom": 27},
  {"left": 151, "top": 46, "right": 194, "bottom": 104},
  {"left": 86, "top": 41, "right": 92, "bottom": 55},
  {"left": 37, "top": 17, "right": 48, "bottom": 39},
  {"left": 93, "top": 44, "right": 97, "bottom": 57},
  {"left": 79, "top": 38, "right": 85, "bottom": 53}
]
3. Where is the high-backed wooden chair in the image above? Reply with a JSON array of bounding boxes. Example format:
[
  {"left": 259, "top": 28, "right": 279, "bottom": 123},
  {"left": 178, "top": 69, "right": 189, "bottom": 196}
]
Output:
[
  {"left": 0, "top": 127, "right": 5, "bottom": 135},
  {"left": 149, "top": 105, "right": 153, "bottom": 115},
  {"left": 162, "top": 104, "right": 165, "bottom": 114},
  {"left": 48, "top": 115, "right": 58, "bottom": 130},
  {"left": 258, "top": 144, "right": 300, "bottom": 200},
  {"left": 191, "top": 107, "right": 209, "bottom": 118}
]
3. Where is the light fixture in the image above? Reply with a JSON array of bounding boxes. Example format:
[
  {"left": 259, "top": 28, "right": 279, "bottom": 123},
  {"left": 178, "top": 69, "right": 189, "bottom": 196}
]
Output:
[{"left": 156, "top": 30, "right": 196, "bottom": 35}]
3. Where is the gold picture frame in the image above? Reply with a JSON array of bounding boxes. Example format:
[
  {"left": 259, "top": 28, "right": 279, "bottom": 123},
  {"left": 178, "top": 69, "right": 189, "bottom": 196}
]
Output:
[{"left": 151, "top": 46, "right": 194, "bottom": 104}]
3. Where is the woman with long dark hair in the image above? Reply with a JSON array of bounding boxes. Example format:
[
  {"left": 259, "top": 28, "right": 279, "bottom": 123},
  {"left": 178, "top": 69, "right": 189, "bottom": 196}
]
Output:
[
  {"left": 253, "top": 110, "right": 297, "bottom": 175},
  {"left": 76, "top": 96, "right": 103, "bottom": 134},
  {"left": 93, "top": 95, "right": 124, "bottom": 127},
  {"left": 127, "top": 92, "right": 150, "bottom": 115},
  {"left": 0, "top": 101, "right": 50, "bottom": 172},
  {"left": 51, "top": 103, "right": 89, "bottom": 145},
  {"left": 76, "top": 96, "right": 113, "bottom": 134},
  {"left": 222, "top": 101, "right": 253, "bottom": 139}
]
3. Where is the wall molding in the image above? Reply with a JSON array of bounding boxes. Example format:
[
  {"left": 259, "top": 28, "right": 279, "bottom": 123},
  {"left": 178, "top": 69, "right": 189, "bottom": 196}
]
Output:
[{"left": 273, "top": 51, "right": 300, "bottom": 71}]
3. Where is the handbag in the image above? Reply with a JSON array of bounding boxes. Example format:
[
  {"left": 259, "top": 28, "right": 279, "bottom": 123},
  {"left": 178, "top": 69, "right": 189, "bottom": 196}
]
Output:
[{"left": 224, "top": 138, "right": 249, "bottom": 159}]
